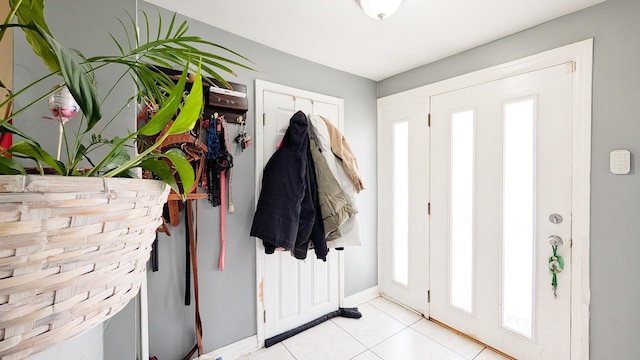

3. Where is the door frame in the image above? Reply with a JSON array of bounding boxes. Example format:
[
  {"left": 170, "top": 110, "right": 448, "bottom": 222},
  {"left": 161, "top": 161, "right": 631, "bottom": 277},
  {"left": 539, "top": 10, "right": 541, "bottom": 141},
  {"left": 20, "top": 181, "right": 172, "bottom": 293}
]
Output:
[
  {"left": 253, "top": 79, "right": 345, "bottom": 347},
  {"left": 377, "top": 38, "right": 592, "bottom": 360}
]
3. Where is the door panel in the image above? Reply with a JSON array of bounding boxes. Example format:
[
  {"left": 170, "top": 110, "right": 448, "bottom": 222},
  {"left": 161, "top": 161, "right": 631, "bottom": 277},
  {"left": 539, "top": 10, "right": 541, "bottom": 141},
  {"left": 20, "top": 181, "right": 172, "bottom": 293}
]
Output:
[
  {"left": 260, "top": 89, "right": 341, "bottom": 338},
  {"left": 430, "top": 64, "right": 573, "bottom": 359},
  {"left": 378, "top": 99, "right": 429, "bottom": 313}
]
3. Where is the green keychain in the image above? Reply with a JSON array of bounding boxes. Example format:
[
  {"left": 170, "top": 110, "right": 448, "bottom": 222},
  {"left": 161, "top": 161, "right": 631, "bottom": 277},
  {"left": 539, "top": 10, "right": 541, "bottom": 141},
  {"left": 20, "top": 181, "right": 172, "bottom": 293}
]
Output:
[{"left": 548, "top": 245, "right": 564, "bottom": 298}]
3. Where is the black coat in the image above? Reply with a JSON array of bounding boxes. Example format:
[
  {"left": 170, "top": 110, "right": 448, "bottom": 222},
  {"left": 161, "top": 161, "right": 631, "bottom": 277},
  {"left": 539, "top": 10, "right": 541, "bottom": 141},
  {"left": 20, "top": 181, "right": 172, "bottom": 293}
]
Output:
[{"left": 250, "top": 111, "right": 328, "bottom": 261}]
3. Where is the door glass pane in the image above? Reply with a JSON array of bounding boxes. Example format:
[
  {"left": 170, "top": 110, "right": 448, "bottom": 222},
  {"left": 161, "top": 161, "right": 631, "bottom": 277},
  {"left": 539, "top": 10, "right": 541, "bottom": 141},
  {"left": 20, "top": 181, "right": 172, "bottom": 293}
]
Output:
[
  {"left": 450, "top": 110, "right": 474, "bottom": 313},
  {"left": 502, "top": 99, "right": 535, "bottom": 338},
  {"left": 393, "top": 121, "right": 409, "bottom": 286}
]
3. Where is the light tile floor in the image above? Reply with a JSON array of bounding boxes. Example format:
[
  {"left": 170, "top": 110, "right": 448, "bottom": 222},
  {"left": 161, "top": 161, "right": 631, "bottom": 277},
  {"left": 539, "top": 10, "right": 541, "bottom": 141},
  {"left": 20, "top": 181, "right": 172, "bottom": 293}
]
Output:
[{"left": 239, "top": 296, "right": 510, "bottom": 360}]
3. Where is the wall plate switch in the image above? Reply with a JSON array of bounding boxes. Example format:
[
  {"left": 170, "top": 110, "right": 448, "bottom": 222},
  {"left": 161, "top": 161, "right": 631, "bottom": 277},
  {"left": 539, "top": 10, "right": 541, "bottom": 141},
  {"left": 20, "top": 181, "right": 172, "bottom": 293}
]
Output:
[{"left": 610, "top": 149, "right": 631, "bottom": 175}]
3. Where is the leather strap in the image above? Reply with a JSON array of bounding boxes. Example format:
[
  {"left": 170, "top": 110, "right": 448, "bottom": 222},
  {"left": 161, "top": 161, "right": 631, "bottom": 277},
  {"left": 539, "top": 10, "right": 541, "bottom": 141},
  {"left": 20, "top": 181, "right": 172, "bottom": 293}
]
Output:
[
  {"left": 186, "top": 199, "right": 203, "bottom": 356},
  {"left": 169, "top": 199, "right": 180, "bottom": 227},
  {"left": 181, "top": 345, "right": 197, "bottom": 360},
  {"left": 180, "top": 200, "right": 204, "bottom": 360},
  {"left": 159, "top": 118, "right": 208, "bottom": 228},
  {"left": 182, "top": 143, "right": 207, "bottom": 194}
]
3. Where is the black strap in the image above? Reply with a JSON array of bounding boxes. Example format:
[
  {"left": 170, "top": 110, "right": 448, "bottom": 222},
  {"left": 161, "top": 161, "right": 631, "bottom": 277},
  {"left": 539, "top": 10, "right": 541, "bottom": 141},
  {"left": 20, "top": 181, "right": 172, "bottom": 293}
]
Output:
[
  {"left": 206, "top": 120, "right": 233, "bottom": 207},
  {"left": 207, "top": 158, "right": 222, "bottom": 206},
  {"left": 151, "top": 233, "right": 159, "bottom": 272},
  {"left": 184, "top": 208, "right": 191, "bottom": 306}
]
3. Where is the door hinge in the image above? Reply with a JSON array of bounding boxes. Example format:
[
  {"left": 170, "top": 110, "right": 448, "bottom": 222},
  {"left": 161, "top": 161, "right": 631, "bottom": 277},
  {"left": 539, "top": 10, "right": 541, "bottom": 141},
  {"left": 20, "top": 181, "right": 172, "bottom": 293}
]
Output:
[
  {"left": 428, "top": 202, "right": 431, "bottom": 215},
  {"left": 262, "top": 113, "right": 266, "bottom": 126},
  {"left": 428, "top": 113, "right": 431, "bottom": 127},
  {"left": 427, "top": 290, "right": 431, "bottom": 303},
  {"left": 263, "top": 310, "right": 266, "bottom": 323},
  {"left": 567, "top": 61, "right": 577, "bottom": 73}
]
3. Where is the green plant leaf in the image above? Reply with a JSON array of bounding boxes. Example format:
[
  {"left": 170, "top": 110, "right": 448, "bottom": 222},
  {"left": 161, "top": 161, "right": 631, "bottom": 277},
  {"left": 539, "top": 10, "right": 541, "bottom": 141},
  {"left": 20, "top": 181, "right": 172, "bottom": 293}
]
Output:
[
  {"left": 172, "top": 20, "right": 188, "bottom": 38},
  {"left": 161, "top": 148, "right": 195, "bottom": 197},
  {"left": 100, "top": 142, "right": 131, "bottom": 172},
  {"left": 167, "top": 62, "right": 203, "bottom": 135},
  {"left": 0, "top": 156, "right": 26, "bottom": 175},
  {"left": 140, "top": 158, "right": 179, "bottom": 194},
  {"left": 10, "top": 0, "right": 61, "bottom": 73},
  {"left": 9, "top": 141, "right": 66, "bottom": 174},
  {"left": 35, "top": 24, "right": 102, "bottom": 131},
  {"left": 138, "top": 63, "right": 189, "bottom": 136},
  {"left": 0, "top": 122, "right": 39, "bottom": 144},
  {"left": 165, "top": 11, "right": 177, "bottom": 40},
  {"left": 109, "top": 32, "right": 126, "bottom": 56},
  {"left": 164, "top": 147, "right": 188, "bottom": 160}
]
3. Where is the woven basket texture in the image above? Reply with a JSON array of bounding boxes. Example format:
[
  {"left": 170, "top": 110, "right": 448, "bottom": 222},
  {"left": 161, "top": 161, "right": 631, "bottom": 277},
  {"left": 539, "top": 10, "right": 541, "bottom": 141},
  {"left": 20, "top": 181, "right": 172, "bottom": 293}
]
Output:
[{"left": 0, "top": 175, "right": 169, "bottom": 360}]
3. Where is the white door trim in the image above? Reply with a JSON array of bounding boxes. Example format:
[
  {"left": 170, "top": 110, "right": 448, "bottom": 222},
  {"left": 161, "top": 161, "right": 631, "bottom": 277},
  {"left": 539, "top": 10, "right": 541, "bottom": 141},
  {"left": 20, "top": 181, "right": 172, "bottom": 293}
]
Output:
[
  {"left": 377, "top": 38, "right": 592, "bottom": 360},
  {"left": 253, "top": 79, "right": 345, "bottom": 347}
]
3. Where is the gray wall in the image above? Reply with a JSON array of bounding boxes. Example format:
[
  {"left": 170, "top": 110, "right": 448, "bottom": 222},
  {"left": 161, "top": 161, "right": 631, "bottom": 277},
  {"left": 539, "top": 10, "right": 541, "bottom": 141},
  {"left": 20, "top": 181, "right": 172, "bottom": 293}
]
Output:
[
  {"left": 13, "top": 0, "right": 139, "bottom": 359},
  {"left": 140, "top": 2, "right": 378, "bottom": 359},
  {"left": 379, "top": 0, "right": 640, "bottom": 358},
  {"left": 29, "top": 326, "right": 104, "bottom": 360}
]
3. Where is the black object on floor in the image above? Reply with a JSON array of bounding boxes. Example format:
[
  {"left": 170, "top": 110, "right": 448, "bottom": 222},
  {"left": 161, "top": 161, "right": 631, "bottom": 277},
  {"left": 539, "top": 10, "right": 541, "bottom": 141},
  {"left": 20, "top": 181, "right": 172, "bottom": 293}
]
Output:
[{"left": 264, "top": 307, "right": 362, "bottom": 347}]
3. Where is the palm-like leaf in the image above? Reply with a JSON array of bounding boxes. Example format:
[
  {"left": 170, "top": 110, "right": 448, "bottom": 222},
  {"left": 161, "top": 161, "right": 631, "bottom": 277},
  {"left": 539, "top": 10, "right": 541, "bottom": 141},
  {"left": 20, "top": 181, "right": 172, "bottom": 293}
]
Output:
[{"left": 1, "top": 5, "right": 253, "bottom": 198}]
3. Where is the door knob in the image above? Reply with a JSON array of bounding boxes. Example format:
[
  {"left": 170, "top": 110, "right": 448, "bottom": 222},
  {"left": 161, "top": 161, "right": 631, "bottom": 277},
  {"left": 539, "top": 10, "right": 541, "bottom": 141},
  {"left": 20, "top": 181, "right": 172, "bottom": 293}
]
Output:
[{"left": 548, "top": 235, "right": 563, "bottom": 247}]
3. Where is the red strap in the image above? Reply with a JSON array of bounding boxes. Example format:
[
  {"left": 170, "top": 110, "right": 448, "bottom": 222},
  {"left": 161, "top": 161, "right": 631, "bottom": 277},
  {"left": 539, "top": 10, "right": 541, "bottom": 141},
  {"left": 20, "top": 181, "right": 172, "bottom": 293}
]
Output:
[
  {"left": 219, "top": 170, "right": 226, "bottom": 271},
  {"left": 0, "top": 132, "right": 11, "bottom": 157}
]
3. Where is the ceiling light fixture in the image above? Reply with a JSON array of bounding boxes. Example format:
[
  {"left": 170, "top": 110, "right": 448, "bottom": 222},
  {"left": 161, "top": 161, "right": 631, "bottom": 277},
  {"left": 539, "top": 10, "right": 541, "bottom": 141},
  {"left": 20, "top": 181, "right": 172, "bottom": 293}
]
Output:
[{"left": 356, "top": 0, "right": 404, "bottom": 20}]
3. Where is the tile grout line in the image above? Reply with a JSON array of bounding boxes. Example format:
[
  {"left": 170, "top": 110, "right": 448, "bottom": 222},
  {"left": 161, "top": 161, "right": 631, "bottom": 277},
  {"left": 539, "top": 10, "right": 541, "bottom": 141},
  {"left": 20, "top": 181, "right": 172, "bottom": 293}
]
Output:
[
  {"left": 369, "top": 299, "right": 484, "bottom": 360},
  {"left": 358, "top": 298, "right": 430, "bottom": 358},
  {"left": 329, "top": 316, "right": 405, "bottom": 355}
]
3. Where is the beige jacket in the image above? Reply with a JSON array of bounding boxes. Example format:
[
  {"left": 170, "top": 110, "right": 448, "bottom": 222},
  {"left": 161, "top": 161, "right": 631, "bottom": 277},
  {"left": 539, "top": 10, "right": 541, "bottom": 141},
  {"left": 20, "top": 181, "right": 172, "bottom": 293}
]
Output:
[
  {"left": 309, "top": 114, "right": 363, "bottom": 247},
  {"left": 309, "top": 138, "right": 357, "bottom": 241},
  {"left": 320, "top": 116, "right": 365, "bottom": 193}
]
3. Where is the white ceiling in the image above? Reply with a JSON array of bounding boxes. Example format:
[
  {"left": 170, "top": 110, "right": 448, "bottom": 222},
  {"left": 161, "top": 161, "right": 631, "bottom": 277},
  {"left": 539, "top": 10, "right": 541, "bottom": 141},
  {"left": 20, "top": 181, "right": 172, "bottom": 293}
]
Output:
[{"left": 145, "top": 0, "right": 605, "bottom": 81}]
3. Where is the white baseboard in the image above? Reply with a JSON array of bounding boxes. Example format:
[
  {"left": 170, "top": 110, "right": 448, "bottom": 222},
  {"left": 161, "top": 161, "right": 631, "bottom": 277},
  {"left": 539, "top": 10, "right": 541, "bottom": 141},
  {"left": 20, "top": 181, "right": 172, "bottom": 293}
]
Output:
[
  {"left": 343, "top": 285, "right": 380, "bottom": 308},
  {"left": 199, "top": 335, "right": 259, "bottom": 360}
]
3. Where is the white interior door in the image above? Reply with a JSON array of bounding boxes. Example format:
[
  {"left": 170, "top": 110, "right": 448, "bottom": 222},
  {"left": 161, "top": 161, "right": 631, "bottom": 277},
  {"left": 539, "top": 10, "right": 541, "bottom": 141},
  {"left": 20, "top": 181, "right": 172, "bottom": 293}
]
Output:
[
  {"left": 430, "top": 64, "right": 573, "bottom": 359},
  {"left": 377, "top": 98, "right": 429, "bottom": 313},
  {"left": 257, "top": 82, "right": 343, "bottom": 340}
]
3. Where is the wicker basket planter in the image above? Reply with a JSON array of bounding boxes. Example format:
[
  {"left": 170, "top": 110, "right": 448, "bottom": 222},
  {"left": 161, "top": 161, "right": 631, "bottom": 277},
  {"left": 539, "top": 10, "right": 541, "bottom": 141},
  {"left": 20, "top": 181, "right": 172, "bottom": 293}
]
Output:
[{"left": 0, "top": 175, "right": 169, "bottom": 360}]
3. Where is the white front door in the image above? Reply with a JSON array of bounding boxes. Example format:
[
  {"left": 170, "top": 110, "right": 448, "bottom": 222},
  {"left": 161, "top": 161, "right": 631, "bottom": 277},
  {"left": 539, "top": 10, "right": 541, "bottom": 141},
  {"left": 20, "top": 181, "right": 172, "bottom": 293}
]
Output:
[
  {"left": 377, "top": 98, "right": 429, "bottom": 313},
  {"left": 256, "top": 81, "right": 344, "bottom": 340},
  {"left": 430, "top": 64, "right": 573, "bottom": 359}
]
